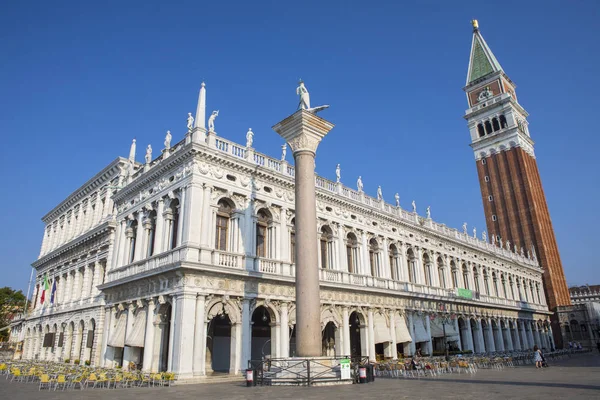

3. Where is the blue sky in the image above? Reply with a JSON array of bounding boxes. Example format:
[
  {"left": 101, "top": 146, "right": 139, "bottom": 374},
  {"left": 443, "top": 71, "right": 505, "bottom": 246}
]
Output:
[{"left": 1, "top": 1, "right": 598, "bottom": 293}]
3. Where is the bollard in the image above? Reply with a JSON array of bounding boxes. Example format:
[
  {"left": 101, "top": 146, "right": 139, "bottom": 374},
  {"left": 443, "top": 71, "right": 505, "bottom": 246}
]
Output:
[
  {"left": 359, "top": 367, "right": 367, "bottom": 384},
  {"left": 246, "top": 369, "right": 254, "bottom": 387}
]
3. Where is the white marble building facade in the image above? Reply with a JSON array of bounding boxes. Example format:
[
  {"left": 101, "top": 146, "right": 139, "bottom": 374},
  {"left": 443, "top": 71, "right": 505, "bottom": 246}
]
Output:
[
  {"left": 22, "top": 159, "right": 125, "bottom": 364},
  {"left": 22, "top": 85, "right": 554, "bottom": 378}
]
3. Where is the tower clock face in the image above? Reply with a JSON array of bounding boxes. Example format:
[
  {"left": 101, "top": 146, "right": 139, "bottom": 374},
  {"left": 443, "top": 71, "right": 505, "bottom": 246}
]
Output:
[{"left": 477, "top": 87, "right": 493, "bottom": 102}]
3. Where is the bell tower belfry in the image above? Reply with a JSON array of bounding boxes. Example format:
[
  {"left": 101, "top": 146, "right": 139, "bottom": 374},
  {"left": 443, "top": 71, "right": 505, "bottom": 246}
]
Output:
[{"left": 463, "top": 21, "right": 571, "bottom": 338}]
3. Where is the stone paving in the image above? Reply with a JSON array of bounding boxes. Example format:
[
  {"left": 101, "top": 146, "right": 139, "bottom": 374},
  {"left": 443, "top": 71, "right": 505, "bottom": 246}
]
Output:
[{"left": 2, "top": 353, "right": 600, "bottom": 400}]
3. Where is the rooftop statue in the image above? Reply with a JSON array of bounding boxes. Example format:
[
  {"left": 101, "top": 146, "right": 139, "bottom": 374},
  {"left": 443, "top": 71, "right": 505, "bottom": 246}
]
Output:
[
  {"left": 187, "top": 112, "right": 194, "bottom": 132},
  {"left": 357, "top": 176, "right": 363, "bottom": 193},
  {"left": 208, "top": 110, "right": 219, "bottom": 132},
  {"left": 412, "top": 200, "right": 416, "bottom": 213},
  {"left": 482, "top": 231, "right": 487, "bottom": 242},
  {"left": 164, "top": 130, "right": 172, "bottom": 150},
  {"left": 145, "top": 145, "right": 152, "bottom": 164},
  {"left": 462, "top": 222, "right": 467, "bottom": 235},
  {"left": 246, "top": 128, "right": 254, "bottom": 148},
  {"left": 473, "top": 227, "right": 477, "bottom": 238},
  {"left": 335, "top": 164, "right": 341, "bottom": 183},
  {"left": 395, "top": 193, "right": 400, "bottom": 208},
  {"left": 426, "top": 206, "right": 431, "bottom": 219},
  {"left": 377, "top": 186, "right": 383, "bottom": 201},
  {"left": 281, "top": 144, "right": 287, "bottom": 161}
]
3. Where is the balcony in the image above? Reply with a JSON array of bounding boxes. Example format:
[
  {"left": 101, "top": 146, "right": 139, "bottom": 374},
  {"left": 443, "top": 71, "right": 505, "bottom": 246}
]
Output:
[{"left": 103, "top": 247, "right": 548, "bottom": 313}]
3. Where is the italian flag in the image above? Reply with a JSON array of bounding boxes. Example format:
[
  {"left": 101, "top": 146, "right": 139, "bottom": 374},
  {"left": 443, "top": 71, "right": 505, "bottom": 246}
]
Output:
[{"left": 39, "top": 274, "right": 50, "bottom": 305}]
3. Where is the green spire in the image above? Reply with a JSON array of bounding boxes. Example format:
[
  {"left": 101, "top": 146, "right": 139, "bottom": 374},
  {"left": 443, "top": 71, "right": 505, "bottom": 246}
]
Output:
[{"left": 467, "top": 23, "right": 503, "bottom": 84}]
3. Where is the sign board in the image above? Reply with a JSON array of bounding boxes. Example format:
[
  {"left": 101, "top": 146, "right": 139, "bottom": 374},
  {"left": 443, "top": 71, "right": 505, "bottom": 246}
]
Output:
[
  {"left": 457, "top": 288, "right": 473, "bottom": 299},
  {"left": 340, "top": 358, "right": 351, "bottom": 380}
]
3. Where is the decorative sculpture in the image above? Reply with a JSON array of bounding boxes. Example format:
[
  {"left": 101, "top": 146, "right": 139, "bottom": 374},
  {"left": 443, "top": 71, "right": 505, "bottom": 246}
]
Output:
[
  {"left": 395, "top": 193, "right": 400, "bottom": 208},
  {"left": 297, "top": 80, "right": 311, "bottom": 110},
  {"left": 246, "top": 128, "right": 254, "bottom": 148},
  {"left": 335, "top": 164, "right": 341, "bottom": 183},
  {"left": 462, "top": 222, "right": 467, "bottom": 235},
  {"left": 520, "top": 247, "right": 525, "bottom": 257},
  {"left": 357, "top": 176, "right": 363, "bottom": 192},
  {"left": 164, "top": 130, "right": 172, "bottom": 150},
  {"left": 506, "top": 240, "right": 511, "bottom": 250},
  {"left": 473, "top": 227, "right": 477, "bottom": 238},
  {"left": 208, "top": 110, "right": 219, "bottom": 132},
  {"left": 281, "top": 144, "right": 287, "bottom": 161},
  {"left": 412, "top": 200, "right": 416, "bottom": 213},
  {"left": 296, "top": 79, "right": 329, "bottom": 114},
  {"left": 187, "top": 112, "right": 194, "bottom": 132},
  {"left": 499, "top": 238, "right": 504, "bottom": 249},
  {"left": 482, "top": 231, "right": 487, "bottom": 242},
  {"left": 514, "top": 243, "right": 518, "bottom": 253},
  {"left": 129, "top": 139, "right": 136, "bottom": 162},
  {"left": 426, "top": 206, "right": 431, "bottom": 219},
  {"left": 377, "top": 186, "right": 383, "bottom": 201},
  {"left": 492, "top": 235, "right": 496, "bottom": 245},
  {"left": 145, "top": 145, "right": 152, "bottom": 164}
]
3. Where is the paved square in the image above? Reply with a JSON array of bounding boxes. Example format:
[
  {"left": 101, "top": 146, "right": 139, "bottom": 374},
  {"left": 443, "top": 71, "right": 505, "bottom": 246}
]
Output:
[{"left": 2, "top": 354, "right": 600, "bottom": 399}]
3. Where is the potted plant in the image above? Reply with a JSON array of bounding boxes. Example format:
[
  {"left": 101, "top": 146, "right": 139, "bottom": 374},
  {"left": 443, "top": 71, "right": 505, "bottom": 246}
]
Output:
[
  {"left": 85, "top": 360, "right": 91, "bottom": 366},
  {"left": 74, "top": 359, "right": 80, "bottom": 365},
  {"left": 64, "top": 358, "right": 70, "bottom": 364}
]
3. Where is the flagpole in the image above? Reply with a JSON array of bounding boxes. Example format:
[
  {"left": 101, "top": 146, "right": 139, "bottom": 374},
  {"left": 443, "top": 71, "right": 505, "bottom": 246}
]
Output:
[{"left": 24, "top": 267, "right": 34, "bottom": 316}]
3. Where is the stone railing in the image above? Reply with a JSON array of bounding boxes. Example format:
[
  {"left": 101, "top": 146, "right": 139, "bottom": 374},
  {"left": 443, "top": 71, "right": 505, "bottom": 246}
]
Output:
[
  {"left": 106, "top": 247, "right": 186, "bottom": 282},
  {"left": 212, "top": 249, "right": 245, "bottom": 269}
]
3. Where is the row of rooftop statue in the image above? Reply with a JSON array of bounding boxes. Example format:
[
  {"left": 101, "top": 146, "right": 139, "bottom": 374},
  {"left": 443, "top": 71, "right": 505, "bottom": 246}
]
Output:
[{"left": 122, "top": 80, "right": 537, "bottom": 262}]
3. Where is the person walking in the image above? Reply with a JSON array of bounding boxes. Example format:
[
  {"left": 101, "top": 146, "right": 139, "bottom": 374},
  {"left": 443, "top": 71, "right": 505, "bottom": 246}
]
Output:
[{"left": 533, "top": 345, "right": 543, "bottom": 369}]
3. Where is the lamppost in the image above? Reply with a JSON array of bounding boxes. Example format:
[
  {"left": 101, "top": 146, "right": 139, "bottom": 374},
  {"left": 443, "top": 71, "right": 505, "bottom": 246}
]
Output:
[{"left": 432, "top": 303, "right": 456, "bottom": 361}]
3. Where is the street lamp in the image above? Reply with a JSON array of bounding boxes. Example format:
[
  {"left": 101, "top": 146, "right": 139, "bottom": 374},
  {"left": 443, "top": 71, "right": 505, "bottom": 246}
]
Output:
[{"left": 432, "top": 303, "right": 456, "bottom": 361}]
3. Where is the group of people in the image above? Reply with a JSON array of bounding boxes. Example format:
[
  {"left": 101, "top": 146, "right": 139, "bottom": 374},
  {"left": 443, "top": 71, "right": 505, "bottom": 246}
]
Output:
[{"left": 568, "top": 341, "right": 583, "bottom": 350}]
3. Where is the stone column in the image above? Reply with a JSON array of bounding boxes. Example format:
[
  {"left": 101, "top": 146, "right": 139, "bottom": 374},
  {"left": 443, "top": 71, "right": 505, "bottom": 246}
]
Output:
[
  {"left": 512, "top": 321, "right": 522, "bottom": 350},
  {"left": 183, "top": 184, "right": 202, "bottom": 248},
  {"left": 170, "top": 293, "right": 195, "bottom": 378},
  {"left": 389, "top": 312, "right": 398, "bottom": 359},
  {"left": 342, "top": 307, "right": 350, "bottom": 356},
  {"left": 240, "top": 299, "right": 252, "bottom": 371},
  {"left": 425, "top": 314, "right": 433, "bottom": 355},
  {"left": 273, "top": 109, "right": 334, "bottom": 357},
  {"left": 454, "top": 318, "right": 462, "bottom": 351},
  {"left": 176, "top": 187, "right": 186, "bottom": 247},
  {"left": 153, "top": 199, "right": 165, "bottom": 254},
  {"left": 192, "top": 294, "right": 206, "bottom": 375},
  {"left": 534, "top": 324, "right": 542, "bottom": 348},
  {"left": 486, "top": 319, "right": 496, "bottom": 352},
  {"left": 476, "top": 319, "right": 485, "bottom": 353},
  {"left": 527, "top": 323, "right": 535, "bottom": 349},
  {"left": 91, "top": 261, "right": 101, "bottom": 299},
  {"left": 280, "top": 302, "right": 290, "bottom": 358},
  {"left": 167, "top": 296, "right": 177, "bottom": 372},
  {"left": 142, "top": 299, "right": 156, "bottom": 372},
  {"left": 367, "top": 309, "right": 376, "bottom": 361},
  {"left": 407, "top": 312, "right": 416, "bottom": 355},
  {"left": 504, "top": 321, "right": 514, "bottom": 351},
  {"left": 134, "top": 212, "right": 144, "bottom": 261}
]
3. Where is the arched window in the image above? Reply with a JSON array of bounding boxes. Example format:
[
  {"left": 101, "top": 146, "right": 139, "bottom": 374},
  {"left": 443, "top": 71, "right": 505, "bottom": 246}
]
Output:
[
  {"left": 368, "top": 238, "right": 380, "bottom": 277},
  {"left": 256, "top": 209, "right": 273, "bottom": 258},
  {"left": 501, "top": 274, "right": 507, "bottom": 299},
  {"left": 473, "top": 267, "right": 480, "bottom": 293},
  {"left": 523, "top": 279, "right": 529, "bottom": 302},
  {"left": 570, "top": 320, "right": 581, "bottom": 340},
  {"left": 485, "top": 120, "right": 493, "bottom": 134},
  {"left": 535, "top": 283, "right": 541, "bottom": 304},
  {"left": 581, "top": 324, "right": 589, "bottom": 339},
  {"left": 290, "top": 218, "right": 296, "bottom": 264},
  {"left": 492, "top": 117, "right": 500, "bottom": 131},
  {"left": 389, "top": 244, "right": 399, "bottom": 281},
  {"left": 477, "top": 123, "right": 485, "bottom": 138},
  {"left": 437, "top": 257, "right": 446, "bottom": 288},
  {"left": 215, "top": 199, "right": 233, "bottom": 251},
  {"left": 529, "top": 282, "right": 535, "bottom": 303},
  {"left": 462, "top": 263, "right": 470, "bottom": 290},
  {"left": 346, "top": 233, "right": 359, "bottom": 274},
  {"left": 483, "top": 269, "right": 490, "bottom": 295},
  {"left": 165, "top": 198, "right": 180, "bottom": 250},
  {"left": 407, "top": 248, "right": 417, "bottom": 283},
  {"left": 422, "top": 253, "right": 432, "bottom": 286},
  {"left": 499, "top": 115, "right": 508, "bottom": 129},
  {"left": 450, "top": 261, "right": 459, "bottom": 288},
  {"left": 492, "top": 272, "right": 499, "bottom": 297},
  {"left": 320, "top": 226, "right": 334, "bottom": 269}
]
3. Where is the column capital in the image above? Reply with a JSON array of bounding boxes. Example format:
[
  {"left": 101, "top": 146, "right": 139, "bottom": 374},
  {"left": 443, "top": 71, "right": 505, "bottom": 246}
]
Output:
[{"left": 272, "top": 109, "right": 335, "bottom": 155}]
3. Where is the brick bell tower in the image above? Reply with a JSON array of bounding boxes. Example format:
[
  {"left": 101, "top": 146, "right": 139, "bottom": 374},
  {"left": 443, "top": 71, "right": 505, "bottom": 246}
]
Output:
[{"left": 463, "top": 20, "right": 571, "bottom": 346}]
